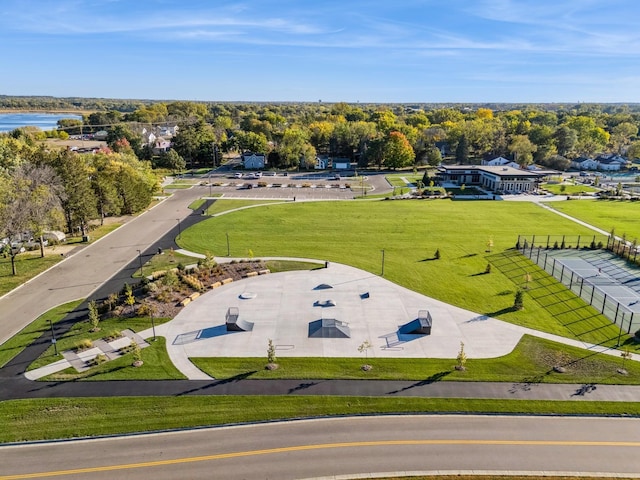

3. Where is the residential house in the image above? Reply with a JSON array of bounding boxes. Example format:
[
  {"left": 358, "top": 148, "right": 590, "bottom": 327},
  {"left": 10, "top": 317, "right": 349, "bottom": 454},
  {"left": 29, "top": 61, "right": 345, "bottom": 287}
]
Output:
[
  {"left": 571, "top": 157, "right": 599, "bottom": 170},
  {"left": 242, "top": 152, "right": 266, "bottom": 169},
  {"left": 332, "top": 158, "right": 352, "bottom": 170},
  {"left": 315, "top": 156, "right": 329, "bottom": 170},
  {"left": 482, "top": 156, "right": 520, "bottom": 169},
  {"left": 595, "top": 154, "right": 627, "bottom": 171},
  {"left": 152, "top": 138, "right": 172, "bottom": 154}
]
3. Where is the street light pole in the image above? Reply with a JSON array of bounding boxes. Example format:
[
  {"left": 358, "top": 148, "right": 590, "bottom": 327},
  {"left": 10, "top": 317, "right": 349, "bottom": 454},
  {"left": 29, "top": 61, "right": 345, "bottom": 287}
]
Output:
[
  {"left": 226, "top": 232, "right": 230, "bottom": 256},
  {"left": 48, "top": 319, "right": 58, "bottom": 356},
  {"left": 137, "top": 249, "right": 144, "bottom": 278},
  {"left": 381, "top": 249, "right": 385, "bottom": 276}
]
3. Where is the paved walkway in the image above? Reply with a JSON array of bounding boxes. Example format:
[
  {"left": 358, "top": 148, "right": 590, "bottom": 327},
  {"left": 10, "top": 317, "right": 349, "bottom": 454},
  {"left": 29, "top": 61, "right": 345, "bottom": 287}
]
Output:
[{"left": 3, "top": 185, "right": 640, "bottom": 403}]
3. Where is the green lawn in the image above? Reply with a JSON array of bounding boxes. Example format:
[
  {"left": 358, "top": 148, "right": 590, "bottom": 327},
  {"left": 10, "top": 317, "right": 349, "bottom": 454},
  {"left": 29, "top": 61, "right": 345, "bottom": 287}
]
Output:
[
  {"left": 29, "top": 316, "right": 173, "bottom": 373},
  {"left": 132, "top": 250, "right": 198, "bottom": 278},
  {"left": 177, "top": 200, "right": 623, "bottom": 345},
  {"left": 2, "top": 396, "right": 639, "bottom": 443},
  {"left": 386, "top": 174, "right": 422, "bottom": 187},
  {"left": 0, "top": 252, "right": 63, "bottom": 296},
  {"left": 41, "top": 337, "right": 186, "bottom": 381},
  {"left": 0, "top": 300, "right": 83, "bottom": 368},
  {"left": 205, "top": 199, "right": 283, "bottom": 216},
  {"left": 191, "top": 335, "right": 640, "bottom": 384},
  {"left": 542, "top": 183, "right": 598, "bottom": 195},
  {"left": 551, "top": 199, "right": 640, "bottom": 240}
]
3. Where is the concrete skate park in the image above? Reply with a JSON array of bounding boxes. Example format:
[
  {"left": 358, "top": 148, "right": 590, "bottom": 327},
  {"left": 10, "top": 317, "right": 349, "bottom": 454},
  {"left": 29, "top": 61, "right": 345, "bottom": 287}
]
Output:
[{"left": 148, "top": 261, "right": 586, "bottom": 380}]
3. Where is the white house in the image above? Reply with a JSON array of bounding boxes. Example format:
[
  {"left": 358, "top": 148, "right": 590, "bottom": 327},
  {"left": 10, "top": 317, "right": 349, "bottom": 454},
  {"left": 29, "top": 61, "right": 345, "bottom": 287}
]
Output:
[
  {"left": 571, "top": 157, "right": 599, "bottom": 170},
  {"left": 482, "top": 156, "right": 520, "bottom": 169},
  {"left": 242, "top": 152, "right": 266, "bottom": 169},
  {"left": 595, "top": 154, "right": 627, "bottom": 171},
  {"left": 315, "top": 156, "right": 329, "bottom": 170}
]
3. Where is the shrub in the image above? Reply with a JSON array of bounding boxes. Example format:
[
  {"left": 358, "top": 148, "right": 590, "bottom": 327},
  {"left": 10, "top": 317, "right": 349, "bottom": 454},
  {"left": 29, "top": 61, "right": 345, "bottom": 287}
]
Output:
[
  {"left": 162, "top": 270, "right": 179, "bottom": 287},
  {"left": 76, "top": 338, "right": 93, "bottom": 352},
  {"left": 104, "top": 330, "right": 123, "bottom": 341},
  {"left": 137, "top": 302, "right": 154, "bottom": 316},
  {"left": 156, "top": 289, "right": 174, "bottom": 303},
  {"left": 93, "top": 354, "right": 108, "bottom": 365},
  {"left": 144, "top": 281, "right": 160, "bottom": 294},
  {"left": 177, "top": 263, "right": 185, "bottom": 272},
  {"left": 180, "top": 273, "right": 205, "bottom": 291}
]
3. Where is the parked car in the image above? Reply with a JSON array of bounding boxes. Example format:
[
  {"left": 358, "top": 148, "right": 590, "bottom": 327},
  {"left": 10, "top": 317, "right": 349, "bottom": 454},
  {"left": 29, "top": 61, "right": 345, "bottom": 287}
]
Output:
[{"left": 234, "top": 172, "right": 243, "bottom": 178}]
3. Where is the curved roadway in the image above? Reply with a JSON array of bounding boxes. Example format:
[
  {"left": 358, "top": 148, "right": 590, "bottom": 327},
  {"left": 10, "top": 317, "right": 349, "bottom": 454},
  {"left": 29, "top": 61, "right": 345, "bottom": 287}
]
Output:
[{"left": 2, "top": 416, "right": 640, "bottom": 479}]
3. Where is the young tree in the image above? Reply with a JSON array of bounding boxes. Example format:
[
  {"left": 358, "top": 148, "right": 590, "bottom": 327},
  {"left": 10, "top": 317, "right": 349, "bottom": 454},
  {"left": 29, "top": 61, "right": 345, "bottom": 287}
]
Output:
[
  {"left": 456, "top": 342, "right": 467, "bottom": 371},
  {"left": 88, "top": 300, "right": 100, "bottom": 332},
  {"left": 202, "top": 251, "right": 217, "bottom": 277},
  {"left": 131, "top": 340, "right": 143, "bottom": 366},
  {"left": 267, "top": 338, "right": 277, "bottom": 364},
  {"left": 358, "top": 340, "right": 373, "bottom": 360},
  {"left": 513, "top": 289, "right": 524, "bottom": 310},
  {"left": 124, "top": 288, "right": 136, "bottom": 315}
]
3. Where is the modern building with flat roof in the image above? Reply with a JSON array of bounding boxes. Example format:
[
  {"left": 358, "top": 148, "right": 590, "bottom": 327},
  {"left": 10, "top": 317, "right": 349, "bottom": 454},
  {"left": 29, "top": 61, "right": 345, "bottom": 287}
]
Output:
[{"left": 437, "top": 164, "right": 543, "bottom": 193}]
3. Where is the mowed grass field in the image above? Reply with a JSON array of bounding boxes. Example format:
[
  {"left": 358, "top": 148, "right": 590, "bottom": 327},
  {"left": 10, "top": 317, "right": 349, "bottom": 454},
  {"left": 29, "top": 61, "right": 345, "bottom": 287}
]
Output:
[
  {"left": 177, "top": 200, "right": 624, "bottom": 345},
  {"left": 551, "top": 199, "right": 640, "bottom": 240}
]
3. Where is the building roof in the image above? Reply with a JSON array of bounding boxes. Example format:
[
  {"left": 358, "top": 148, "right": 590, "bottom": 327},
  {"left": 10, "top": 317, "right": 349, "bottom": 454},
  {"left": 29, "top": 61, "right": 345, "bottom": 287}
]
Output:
[{"left": 439, "top": 164, "right": 540, "bottom": 177}]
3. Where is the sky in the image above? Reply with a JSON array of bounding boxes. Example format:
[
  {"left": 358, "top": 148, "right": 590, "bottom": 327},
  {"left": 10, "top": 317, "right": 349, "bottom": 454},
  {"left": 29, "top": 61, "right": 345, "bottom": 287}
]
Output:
[{"left": 2, "top": 0, "right": 640, "bottom": 103}]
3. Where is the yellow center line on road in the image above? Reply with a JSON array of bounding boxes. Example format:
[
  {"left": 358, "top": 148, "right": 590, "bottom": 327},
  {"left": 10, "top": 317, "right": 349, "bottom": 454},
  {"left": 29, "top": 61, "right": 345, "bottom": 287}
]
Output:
[{"left": 3, "top": 439, "right": 640, "bottom": 479}]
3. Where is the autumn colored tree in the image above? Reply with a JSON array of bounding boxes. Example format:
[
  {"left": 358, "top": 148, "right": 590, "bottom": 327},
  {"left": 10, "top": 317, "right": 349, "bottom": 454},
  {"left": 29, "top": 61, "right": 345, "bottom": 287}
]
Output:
[{"left": 383, "top": 131, "right": 414, "bottom": 170}]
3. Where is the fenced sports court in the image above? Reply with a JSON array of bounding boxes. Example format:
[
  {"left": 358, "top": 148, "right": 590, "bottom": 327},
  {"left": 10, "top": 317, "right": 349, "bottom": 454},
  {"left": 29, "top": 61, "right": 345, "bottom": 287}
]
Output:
[{"left": 518, "top": 235, "right": 640, "bottom": 336}]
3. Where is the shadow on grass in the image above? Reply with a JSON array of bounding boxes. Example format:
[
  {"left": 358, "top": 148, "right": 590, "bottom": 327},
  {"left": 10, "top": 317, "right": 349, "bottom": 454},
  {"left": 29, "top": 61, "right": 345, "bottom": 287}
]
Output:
[
  {"left": 469, "top": 271, "right": 490, "bottom": 277},
  {"left": 484, "top": 307, "right": 517, "bottom": 317},
  {"left": 386, "top": 370, "right": 451, "bottom": 394}
]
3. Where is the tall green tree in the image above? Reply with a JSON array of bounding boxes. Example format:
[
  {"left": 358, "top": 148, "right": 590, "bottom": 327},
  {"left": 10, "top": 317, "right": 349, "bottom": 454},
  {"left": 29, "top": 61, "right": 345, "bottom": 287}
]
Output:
[
  {"left": 508, "top": 135, "right": 537, "bottom": 167},
  {"left": 455, "top": 135, "right": 469, "bottom": 163},
  {"left": 383, "top": 131, "right": 414, "bottom": 170}
]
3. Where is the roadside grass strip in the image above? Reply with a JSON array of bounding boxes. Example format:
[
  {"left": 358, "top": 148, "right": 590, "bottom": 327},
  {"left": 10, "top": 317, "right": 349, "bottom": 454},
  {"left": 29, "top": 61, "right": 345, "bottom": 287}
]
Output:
[{"left": 2, "top": 396, "right": 640, "bottom": 443}]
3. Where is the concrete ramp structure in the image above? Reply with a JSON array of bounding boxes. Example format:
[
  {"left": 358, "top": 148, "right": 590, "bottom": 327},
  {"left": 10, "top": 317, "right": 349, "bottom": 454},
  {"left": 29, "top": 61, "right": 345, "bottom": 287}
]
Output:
[
  {"left": 399, "top": 310, "right": 432, "bottom": 335},
  {"left": 308, "top": 318, "right": 351, "bottom": 338},
  {"left": 225, "top": 307, "right": 254, "bottom": 332}
]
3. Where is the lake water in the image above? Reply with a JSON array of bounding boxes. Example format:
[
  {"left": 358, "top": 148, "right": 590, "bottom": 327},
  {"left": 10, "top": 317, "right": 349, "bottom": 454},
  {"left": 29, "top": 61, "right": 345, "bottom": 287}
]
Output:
[{"left": 0, "top": 113, "right": 83, "bottom": 133}]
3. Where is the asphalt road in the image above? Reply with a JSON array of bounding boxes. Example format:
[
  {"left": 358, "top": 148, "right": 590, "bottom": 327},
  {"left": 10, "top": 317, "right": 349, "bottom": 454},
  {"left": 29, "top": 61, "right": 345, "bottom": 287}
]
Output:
[
  {"left": 0, "top": 189, "right": 203, "bottom": 347},
  {"left": 2, "top": 415, "right": 640, "bottom": 479}
]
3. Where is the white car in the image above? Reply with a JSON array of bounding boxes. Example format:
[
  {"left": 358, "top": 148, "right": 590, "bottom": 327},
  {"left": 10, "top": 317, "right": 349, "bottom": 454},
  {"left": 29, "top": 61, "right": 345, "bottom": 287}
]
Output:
[
  {"left": 234, "top": 172, "right": 243, "bottom": 178},
  {"left": 254, "top": 172, "right": 263, "bottom": 178}
]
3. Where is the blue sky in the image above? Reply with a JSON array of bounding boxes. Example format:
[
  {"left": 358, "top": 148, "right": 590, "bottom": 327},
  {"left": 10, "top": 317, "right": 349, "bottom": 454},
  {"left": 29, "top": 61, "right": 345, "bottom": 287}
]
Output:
[{"left": 1, "top": 0, "right": 639, "bottom": 103}]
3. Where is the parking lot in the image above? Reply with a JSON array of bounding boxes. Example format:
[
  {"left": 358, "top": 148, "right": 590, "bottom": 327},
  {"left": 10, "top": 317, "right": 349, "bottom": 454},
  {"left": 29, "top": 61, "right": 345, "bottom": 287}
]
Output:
[{"left": 196, "top": 172, "right": 367, "bottom": 200}]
